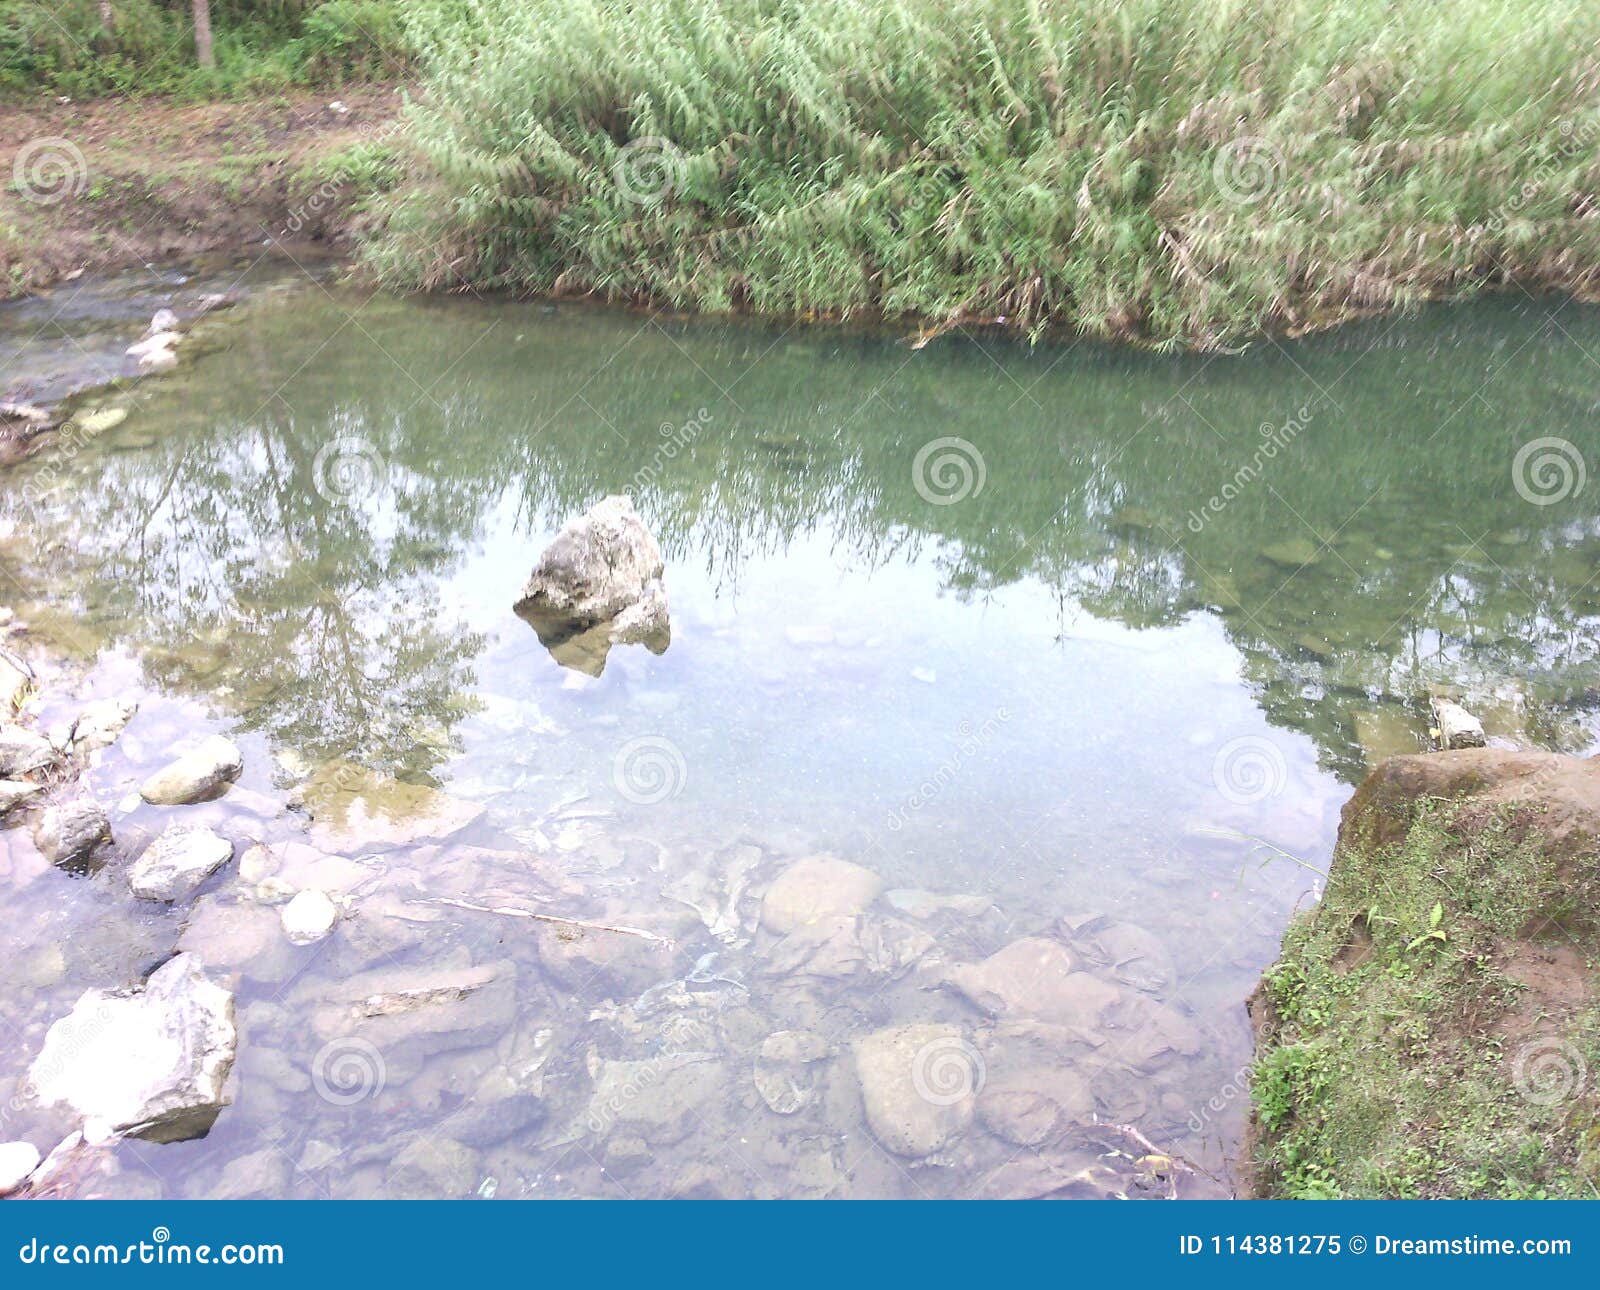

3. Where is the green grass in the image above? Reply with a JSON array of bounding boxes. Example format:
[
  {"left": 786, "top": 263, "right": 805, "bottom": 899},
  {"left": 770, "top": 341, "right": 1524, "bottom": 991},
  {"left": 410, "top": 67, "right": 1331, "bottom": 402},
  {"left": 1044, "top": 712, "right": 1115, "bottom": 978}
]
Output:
[
  {"left": 0, "top": 0, "right": 414, "bottom": 98},
  {"left": 364, "top": 0, "right": 1600, "bottom": 347},
  {"left": 1252, "top": 799, "right": 1600, "bottom": 1199}
]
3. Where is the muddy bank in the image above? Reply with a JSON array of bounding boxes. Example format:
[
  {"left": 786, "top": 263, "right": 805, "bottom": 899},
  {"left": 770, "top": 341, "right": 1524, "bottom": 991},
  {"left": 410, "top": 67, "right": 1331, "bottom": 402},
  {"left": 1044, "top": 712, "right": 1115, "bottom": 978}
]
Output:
[
  {"left": 1247, "top": 749, "right": 1600, "bottom": 1198},
  {"left": 0, "top": 89, "right": 402, "bottom": 301}
]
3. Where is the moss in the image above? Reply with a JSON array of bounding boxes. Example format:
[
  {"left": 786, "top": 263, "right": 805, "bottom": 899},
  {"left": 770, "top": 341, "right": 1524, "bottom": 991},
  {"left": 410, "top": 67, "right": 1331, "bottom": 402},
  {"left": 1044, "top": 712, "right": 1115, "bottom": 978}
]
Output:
[{"left": 1252, "top": 798, "right": 1600, "bottom": 1198}]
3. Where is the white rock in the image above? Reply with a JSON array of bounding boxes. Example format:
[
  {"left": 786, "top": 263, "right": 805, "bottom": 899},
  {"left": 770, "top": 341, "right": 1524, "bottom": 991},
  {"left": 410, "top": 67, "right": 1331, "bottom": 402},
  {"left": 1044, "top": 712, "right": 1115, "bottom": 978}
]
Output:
[
  {"left": 853, "top": 1023, "right": 977, "bottom": 1158},
  {"left": 49, "top": 698, "right": 137, "bottom": 753},
  {"left": 1431, "top": 697, "right": 1486, "bottom": 750},
  {"left": 761, "top": 855, "right": 883, "bottom": 934},
  {"left": 147, "top": 308, "right": 180, "bottom": 335},
  {"left": 27, "top": 954, "right": 237, "bottom": 1143},
  {"left": 126, "top": 330, "right": 181, "bottom": 370},
  {"left": 140, "top": 734, "right": 243, "bottom": 804},
  {"left": 0, "top": 725, "right": 55, "bottom": 776},
  {"left": 128, "top": 822, "right": 233, "bottom": 902},
  {"left": 281, "top": 889, "right": 338, "bottom": 944},
  {"left": 0, "top": 1141, "right": 40, "bottom": 1196},
  {"left": 0, "top": 778, "right": 42, "bottom": 816}
]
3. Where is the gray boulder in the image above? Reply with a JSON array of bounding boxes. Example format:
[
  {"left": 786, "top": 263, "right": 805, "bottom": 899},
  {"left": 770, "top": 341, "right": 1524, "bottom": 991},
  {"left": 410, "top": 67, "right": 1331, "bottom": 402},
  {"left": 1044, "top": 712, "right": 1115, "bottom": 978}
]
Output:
[
  {"left": 140, "top": 735, "right": 243, "bottom": 805},
  {"left": 34, "top": 797, "right": 111, "bottom": 868},
  {"left": 0, "top": 725, "right": 54, "bottom": 776},
  {"left": 128, "top": 822, "right": 234, "bottom": 902}
]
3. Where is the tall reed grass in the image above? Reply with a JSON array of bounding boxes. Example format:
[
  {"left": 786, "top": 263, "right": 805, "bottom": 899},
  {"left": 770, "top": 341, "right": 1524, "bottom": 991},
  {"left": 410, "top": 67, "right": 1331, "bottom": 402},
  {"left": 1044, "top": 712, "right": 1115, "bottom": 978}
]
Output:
[{"left": 370, "top": 0, "right": 1600, "bottom": 346}]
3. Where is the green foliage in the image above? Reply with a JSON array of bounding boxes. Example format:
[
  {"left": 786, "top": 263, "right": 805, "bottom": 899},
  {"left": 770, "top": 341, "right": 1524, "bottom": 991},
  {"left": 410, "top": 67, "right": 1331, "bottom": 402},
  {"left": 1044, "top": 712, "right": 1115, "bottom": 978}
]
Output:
[
  {"left": 0, "top": 0, "right": 414, "bottom": 97},
  {"left": 364, "top": 0, "right": 1600, "bottom": 346},
  {"left": 1252, "top": 800, "right": 1600, "bottom": 1198}
]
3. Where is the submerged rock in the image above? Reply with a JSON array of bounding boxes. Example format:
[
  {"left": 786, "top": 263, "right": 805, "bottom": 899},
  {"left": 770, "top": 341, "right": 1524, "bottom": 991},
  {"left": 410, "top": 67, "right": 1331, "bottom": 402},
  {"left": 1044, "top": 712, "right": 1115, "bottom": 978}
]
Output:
[
  {"left": 126, "top": 330, "right": 181, "bottom": 371},
  {"left": 387, "top": 1135, "right": 480, "bottom": 1199},
  {"left": 128, "top": 822, "right": 233, "bottom": 902},
  {"left": 140, "top": 735, "right": 243, "bottom": 805},
  {"left": 1430, "top": 696, "right": 1486, "bottom": 750},
  {"left": 34, "top": 796, "right": 111, "bottom": 868},
  {"left": 754, "top": 1030, "right": 831, "bottom": 1115},
  {"left": 853, "top": 1023, "right": 978, "bottom": 1158},
  {"left": 945, "top": 937, "right": 1123, "bottom": 1029},
  {"left": 295, "top": 761, "right": 482, "bottom": 851},
  {"left": 760, "top": 855, "right": 883, "bottom": 933},
  {"left": 882, "top": 888, "right": 992, "bottom": 921},
  {"left": 27, "top": 954, "right": 236, "bottom": 1143},
  {"left": 49, "top": 698, "right": 137, "bottom": 754},
  {"left": 513, "top": 495, "right": 670, "bottom": 675}
]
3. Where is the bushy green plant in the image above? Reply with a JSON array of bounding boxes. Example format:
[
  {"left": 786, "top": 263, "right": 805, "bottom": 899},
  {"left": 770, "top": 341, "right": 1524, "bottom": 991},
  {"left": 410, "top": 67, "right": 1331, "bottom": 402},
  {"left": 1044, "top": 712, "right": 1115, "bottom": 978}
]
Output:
[{"left": 368, "top": 0, "right": 1600, "bottom": 347}]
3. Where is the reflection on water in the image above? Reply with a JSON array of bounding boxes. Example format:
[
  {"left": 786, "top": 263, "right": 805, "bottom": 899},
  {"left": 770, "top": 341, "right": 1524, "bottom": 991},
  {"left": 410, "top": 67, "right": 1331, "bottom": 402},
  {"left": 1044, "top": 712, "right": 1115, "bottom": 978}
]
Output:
[{"left": 0, "top": 267, "right": 1596, "bottom": 1198}]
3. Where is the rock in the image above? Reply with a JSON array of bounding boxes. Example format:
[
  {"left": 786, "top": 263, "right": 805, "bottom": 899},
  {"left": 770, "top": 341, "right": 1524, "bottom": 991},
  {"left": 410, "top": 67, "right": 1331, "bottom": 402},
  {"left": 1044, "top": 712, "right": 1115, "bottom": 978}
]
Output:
[
  {"left": 437, "top": 1066, "right": 548, "bottom": 1147},
  {"left": 975, "top": 1027, "right": 1096, "bottom": 1146},
  {"left": 212, "top": 1148, "right": 290, "bottom": 1199},
  {"left": 126, "top": 330, "right": 181, "bottom": 371},
  {"left": 27, "top": 954, "right": 236, "bottom": 1143},
  {"left": 1430, "top": 697, "right": 1486, "bottom": 750},
  {"left": 882, "top": 888, "right": 992, "bottom": 920},
  {"left": 34, "top": 796, "right": 110, "bottom": 868},
  {"left": 140, "top": 735, "right": 243, "bottom": 804},
  {"left": 583, "top": 1048, "right": 724, "bottom": 1145},
  {"left": 1056, "top": 914, "right": 1174, "bottom": 993},
  {"left": 0, "top": 725, "right": 55, "bottom": 776},
  {"left": 1260, "top": 537, "right": 1324, "bottom": 568},
  {"left": 49, "top": 698, "right": 137, "bottom": 753},
  {"left": 853, "top": 1023, "right": 978, "bottom": 1158},
  {"left": 147, "top": 308, "right": 179, "bottom": 335},
  {"left": 294, "top": 761, "right": 482, "bottom": 850},
  {"left": 513, "top": 496, "right": 670, "bottom": 674},
  {"left": 303, "top": 959, "right": 517, "bottom": 1084},
  {"left": 0, "top": 1141, "right": 40, "bottom": 1196},
  {"left": 945, "top": 937, "right": 1125, "bottom": 1029},
  {"left": 72, "top": 406, "right": 127, "bottom": 435},
  {"left": 128, "top": 822, "right": 233, "bottom": 901},
  {"left": 0, "top": 653, "right": 31, "bottom": 709},
  {"left": 280, "top": 889, "right": 338, "bottom": 944},
  {"left": 754, "top": 1030, "right": 831, "bottom": 1115},
  {"left": 387, "top": 1136, "right": 479, "bottom": 1199},
  {"left": 0, "top": 778, "right": 42, "bottom": 817},
  {"left": 761, "top": 855, "right": 883, "bottom": 933}
]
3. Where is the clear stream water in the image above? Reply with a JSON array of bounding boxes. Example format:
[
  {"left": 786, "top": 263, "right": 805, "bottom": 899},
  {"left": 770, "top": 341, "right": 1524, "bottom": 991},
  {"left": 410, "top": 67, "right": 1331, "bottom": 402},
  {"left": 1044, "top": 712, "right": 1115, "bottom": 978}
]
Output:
[{"left": 0, "top": 262, "right": 1596, "bottom": 1199}]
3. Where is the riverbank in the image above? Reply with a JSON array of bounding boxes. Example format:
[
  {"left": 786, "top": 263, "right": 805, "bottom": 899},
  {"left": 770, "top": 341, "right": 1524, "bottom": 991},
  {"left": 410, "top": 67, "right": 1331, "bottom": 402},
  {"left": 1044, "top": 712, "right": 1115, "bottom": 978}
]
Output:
[
  {"left": 1, "top": 88, "right": 401, "bottom": 300},
  {"left": 1247, "top": 750, "right": 1600, "bottom": 1199}
]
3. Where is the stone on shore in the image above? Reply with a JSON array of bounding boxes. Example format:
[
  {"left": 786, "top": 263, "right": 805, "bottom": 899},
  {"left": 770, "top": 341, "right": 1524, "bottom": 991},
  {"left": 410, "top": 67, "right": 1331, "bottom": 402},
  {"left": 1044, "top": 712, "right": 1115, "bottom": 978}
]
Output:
[
  {"left": 128, "top": 822, "right": 233, "bottom": 902},
  {"left": 34, "top": 796, "right": 111, "bottom": 868},
  {"left": 27, "top": 954, "right": 236, "bottom": 1143},
  {"left": 0, "top": 653, "right": 31, "bottom": 709},
  {"left": 853, "top": 1023, "right": 978, "bottom": 1158},
  {"left": 0, "top": 778, "right": 42, "bottom": 816},
  {"left": 140, "top": 735, "right": 243, "bottom": 805},
  {"left": 760, "top": 855, "right": 883, "bottom": 933},
  {"left": 0, "top": 725, "right": 55, "bottom": 776},
  {"left": 126, "top": 330, "right": 181, "bottom": 371},
  {"left": 49, "top": 698, "right": 137, "bottom": 753}
]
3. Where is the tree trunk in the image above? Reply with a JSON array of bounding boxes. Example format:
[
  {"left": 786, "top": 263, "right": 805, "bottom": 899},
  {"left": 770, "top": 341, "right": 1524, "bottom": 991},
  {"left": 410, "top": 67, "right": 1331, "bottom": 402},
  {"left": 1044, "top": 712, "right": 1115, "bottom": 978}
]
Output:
[
  {"left": 98, "top": 1, "right": 114, "bottom": 32},
  {"left": 192, "top": 0, "right": 214, "bottom": 70}
]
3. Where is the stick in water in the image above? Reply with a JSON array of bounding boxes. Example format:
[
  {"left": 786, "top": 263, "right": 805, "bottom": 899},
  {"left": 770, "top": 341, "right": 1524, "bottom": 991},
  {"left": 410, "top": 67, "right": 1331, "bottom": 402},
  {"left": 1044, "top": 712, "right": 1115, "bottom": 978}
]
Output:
[{"left": 412, "top": 896, "right": 674, "bottom": 946}]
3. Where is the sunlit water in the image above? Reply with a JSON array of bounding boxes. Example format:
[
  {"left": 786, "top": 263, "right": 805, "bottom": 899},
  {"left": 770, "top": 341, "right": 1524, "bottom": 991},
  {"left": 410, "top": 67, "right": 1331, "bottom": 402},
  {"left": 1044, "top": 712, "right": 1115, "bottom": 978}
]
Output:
[{"left": 1, "top": 262, "right": 1597, "bottom": 1198}]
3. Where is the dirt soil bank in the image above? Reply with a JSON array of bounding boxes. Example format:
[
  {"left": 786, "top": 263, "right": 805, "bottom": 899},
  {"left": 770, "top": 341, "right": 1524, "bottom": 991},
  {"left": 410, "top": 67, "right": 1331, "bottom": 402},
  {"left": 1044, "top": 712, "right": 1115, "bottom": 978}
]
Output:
[
  {"left": 1, "top": 89, "right": 403, "bottom": 299},
  {"left": 1247, "top": 749, "right": 1600, "bottom": 1198}
]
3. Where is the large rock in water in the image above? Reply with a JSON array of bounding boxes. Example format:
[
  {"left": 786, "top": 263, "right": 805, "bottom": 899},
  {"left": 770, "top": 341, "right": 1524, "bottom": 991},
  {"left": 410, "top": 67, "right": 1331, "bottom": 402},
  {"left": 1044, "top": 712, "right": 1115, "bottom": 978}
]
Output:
[
  {"left": 140, "top": 735, "right": 243, "bottom": 805},
  {"left": 27, "top": 954, "right": 236, "bottom": 1143},
  {"left": 513, "top": 496, "right": 670, "bottom": 675},
  {"left": 853, "top": 1023, "right": 978, "bottom": 1157},
  {"left": 127, "top": 822, "right": 233, "bottom": 902},
  {"left": 34, "top": 796, "right": 111, "bottom": 869}
]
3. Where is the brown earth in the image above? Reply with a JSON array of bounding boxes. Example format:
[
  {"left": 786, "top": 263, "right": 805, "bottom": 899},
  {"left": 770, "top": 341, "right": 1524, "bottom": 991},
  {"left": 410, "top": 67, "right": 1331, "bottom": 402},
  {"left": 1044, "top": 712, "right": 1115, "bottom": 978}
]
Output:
[{"left": 1, "top": 87, "right": 404, "bottom": 299}]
